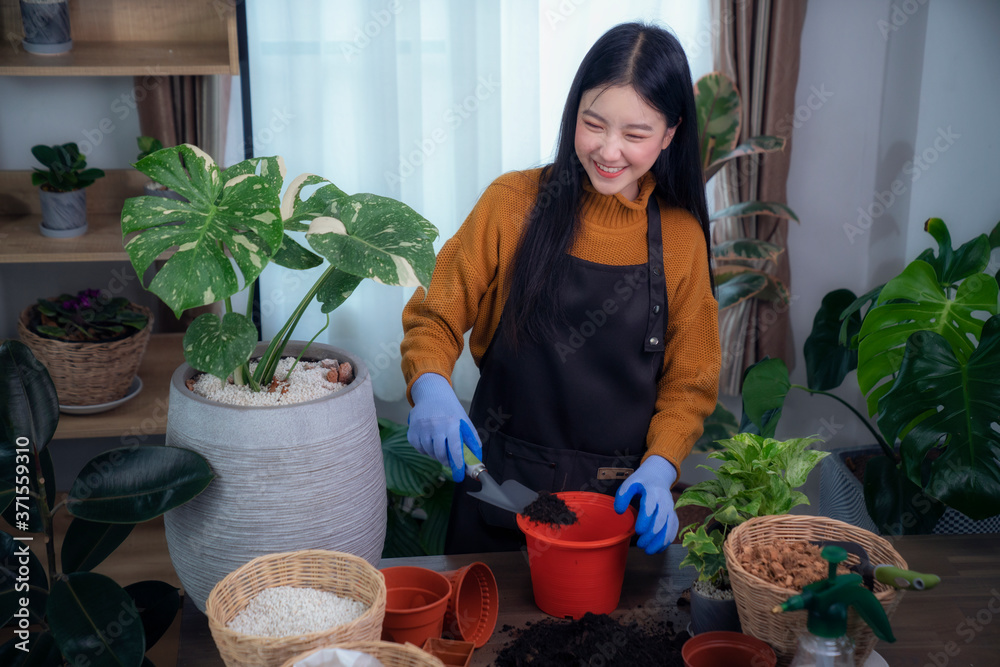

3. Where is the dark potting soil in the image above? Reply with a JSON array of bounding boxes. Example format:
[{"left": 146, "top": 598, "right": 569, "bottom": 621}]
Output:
[
  {"left": 520, "top": 492, "right": 577, "bottom": 528},
  {"left": 491, "top": 612, "right": 687, "bottom": 666}
]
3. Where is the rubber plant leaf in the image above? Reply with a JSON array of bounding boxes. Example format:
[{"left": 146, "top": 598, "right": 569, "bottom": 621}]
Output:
[
  {"left": 380, "top": 418, "right": 447, "bottom": 497},
  {"left": 710, "top": 200, "right": 799, "bottom": 223},
  {"left": 876, "top": 316, "right": 1000, "bottom": 520},
  {"left": 863, "top": 454, "right": 946, "bottom": 535},
  {"left": 857, "top": 260, "right": 998, "bottom": 416},
  {"left": 705, "top": 136, "right": 785, "bottom": 181},
  {"left": 716, "top": 271, "right": 768, "bottom": 310},
  {"left": 739, "top": 357, "right": 791, "bottom": 439},
  {"left": 0, "top": 340, "right": 59, "bottom": 454},
  {"left": 713, "top": 238, "right": 785, "bottom": 264},
  {"left": 183, "top": 311, "right": 259, "bottom": 380},
  {"left": 286, "top": 181, "right": 439, "bottom": 289},
  {"left": 1, "top": 530, "right": 49, "bottom": 626},
  {"left": 694, "top": 72, "right": 741, "bottom": 176},
  {"left": 47, "top": 573, "right": 145, "bottom": 667},
  {"left": 122, "top": 144, "right": 284, "bottom": 317},
  {"left": 60, "top": 518, "right": 136, "bottom": 573},
  {"left": 123, "top": 581, "right": 181, "bottom": 650},
  {"left": 0, "top": 631, "right": 61, "bottom": 667},
  {"left": 804, "top": 289, "right": 861, "bottom": 391},
  {"left": 65, "top": 446, "right": 214, "bottom": 524}
]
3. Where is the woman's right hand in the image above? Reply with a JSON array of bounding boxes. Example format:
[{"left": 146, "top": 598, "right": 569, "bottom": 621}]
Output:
[{"left": 407, "top": 373, "right": 483, "bottom": 482}]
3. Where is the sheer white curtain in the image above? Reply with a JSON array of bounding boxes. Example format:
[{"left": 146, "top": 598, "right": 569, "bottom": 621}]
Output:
[{"left": 246, "top": 0, "right": 711, "bottom": 413}]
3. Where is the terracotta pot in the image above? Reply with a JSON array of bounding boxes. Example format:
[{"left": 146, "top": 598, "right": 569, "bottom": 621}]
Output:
[
  {"left": 682, "top": 630, "right": 777, "bottom": 667},
  {"left": 421, "top": 638, "right": 474, "bottom": 667},
  {"left": 380, "top": 566, "right": 452, "bottom": 646},
  {"left": 690, "top": 585, "right": 741, "bottom": 635},
  {"left": 441, "top": 561, "right": 499, "bottom": 648}
]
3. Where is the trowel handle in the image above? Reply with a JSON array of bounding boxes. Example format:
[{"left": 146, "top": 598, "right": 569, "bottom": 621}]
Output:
[
  {"left": 464, "top": 444, "right": 486, "bottom": 481},
  {"left": 875, "top": 565, "right": 941, "bottom": 591}
]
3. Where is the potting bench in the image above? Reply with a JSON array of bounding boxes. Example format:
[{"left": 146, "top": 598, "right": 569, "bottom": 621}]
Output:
[{"left": 177, "top": 535, "right": 1000, "bottom": 666}]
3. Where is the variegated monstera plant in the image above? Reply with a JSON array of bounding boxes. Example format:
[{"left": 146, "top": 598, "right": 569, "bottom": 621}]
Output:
[{"left": 120, "top": 144, "right": 438, "bottom": 389}]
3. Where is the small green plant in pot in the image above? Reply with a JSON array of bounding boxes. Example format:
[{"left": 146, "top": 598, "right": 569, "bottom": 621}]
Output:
[
  {"left": 0, "top": 340, "right": 214, "bottom": 667},
  {"left": 32, "top": 143, "right": 105, "bottom": 239},
  {"left": 676, "top": 432, "right": 828, "bottom": 634},
  {"left": 742, "top": 217, "right": 1000, "bottom": 534}
]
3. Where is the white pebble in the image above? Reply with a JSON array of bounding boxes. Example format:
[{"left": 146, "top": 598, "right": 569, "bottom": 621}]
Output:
[
  {"left": 227, "top": 586, "right": 369, "bottom": 637},
  {"left": 190, "top": 357, "right": 348, "bottom": 406}
]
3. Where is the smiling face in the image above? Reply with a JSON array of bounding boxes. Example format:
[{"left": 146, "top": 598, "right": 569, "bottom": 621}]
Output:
[{"left": 574, "top": 85, "right": 676, "bottom": 201}]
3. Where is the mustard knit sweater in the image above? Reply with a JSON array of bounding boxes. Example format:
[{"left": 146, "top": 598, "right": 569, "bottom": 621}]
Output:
[{"left": 400, "top": 168, "right": 721, "bottom": 473}]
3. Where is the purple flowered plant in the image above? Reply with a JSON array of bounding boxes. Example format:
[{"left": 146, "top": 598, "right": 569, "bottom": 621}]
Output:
[{"left": 33, "top": 288, "right": 148, "bottom": 341}]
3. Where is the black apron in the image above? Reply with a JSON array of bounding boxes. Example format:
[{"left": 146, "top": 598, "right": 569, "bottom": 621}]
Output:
[{"left": 444, "top": 197, "right": 668, "bottom": 554}]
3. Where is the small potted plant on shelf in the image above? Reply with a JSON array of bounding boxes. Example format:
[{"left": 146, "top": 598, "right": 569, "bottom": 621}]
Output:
[
  {"left": 741, "top": 217, "right": 1000, "bottom": 535},
  {"left": 119, "top": 144, "right": 438, "bottom": 609},
  {"left": 31, "top": 142, "right": 105, "bottom": 238},
  {"left": 675, "top": 432, "right": 828, "bottom": 634},
  {"left": 17, "top": 0, "right": 73, "bottom": 55},
  {"left": 0, "top": 340, "right": 213, "bottom": 667},
  {"left": 16, "top": 287, "right": 153, "bottom": 409}
]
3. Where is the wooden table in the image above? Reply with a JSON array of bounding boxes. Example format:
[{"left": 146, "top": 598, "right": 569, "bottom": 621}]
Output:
[{"left": 178, "top": 534, "right": 1000, "bottom": 666}]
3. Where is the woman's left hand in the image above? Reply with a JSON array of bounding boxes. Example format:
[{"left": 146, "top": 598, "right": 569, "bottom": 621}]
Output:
[{"left": 613, "top": 455, "right": 679, "bottom": 554}]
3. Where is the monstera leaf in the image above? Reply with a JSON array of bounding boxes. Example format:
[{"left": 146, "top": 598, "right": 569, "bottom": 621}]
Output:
[
  {"left": 857, "top": 260, "right": 998, "bottom": 416},
  {"left": 804, "top": 289, "right": 862, "bottom": 391},
  {"left": 876, "top": 316, "right": 1000, "bottom": 520},
  {"left": 122, "top": 145, "right": 285, "bottom": 317}
]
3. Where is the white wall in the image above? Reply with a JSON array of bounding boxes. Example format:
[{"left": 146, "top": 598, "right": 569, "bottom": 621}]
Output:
[{"left": 778, "top": 0, "right": 1000, "bottom": 455}]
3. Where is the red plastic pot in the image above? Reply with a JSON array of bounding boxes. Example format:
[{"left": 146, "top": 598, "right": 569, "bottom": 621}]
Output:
[
  {"left": 441, "top": 561, "right": 499, "bottom": 647},
  {"left": 682, "top": 631, "right": 777, "bottom": 667},
  {"left": 515, "top": 491, "right": 636, "bottom": 619},
  {"left": 380, "top": 566, "right": 452, "bottom": 646}
]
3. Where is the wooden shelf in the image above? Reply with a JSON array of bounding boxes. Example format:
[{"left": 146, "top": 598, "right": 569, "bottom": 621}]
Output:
[
  {"left": 54, "top": 333, "right": 185, "bottom": 441},
  {"left": 0, "top": 40, "right": 235, "bottom": 76},
  {"left": 0, "top": 0, "right": 238, "bottom": 76}
]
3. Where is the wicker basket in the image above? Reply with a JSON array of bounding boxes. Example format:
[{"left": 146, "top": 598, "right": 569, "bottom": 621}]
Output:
[
  {"left": 279, "top": 642, "right": 445, "bottom": 667},
  {"left": 17, "top": 303, "right": 153, "bottom": 406},
  {"left": 724, "top": 515, "right": 906, "bottom": 667},
  {"left": 206, "top": 550, "right": 388, "bottom": 667}
]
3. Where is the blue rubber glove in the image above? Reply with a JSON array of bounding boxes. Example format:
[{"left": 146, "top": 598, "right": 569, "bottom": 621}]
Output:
[
  {"left": 407, "top": 373, "right": 483, "bottom": 482},
  {"left": 614, "top": 455, "right": 679, "bottom": 554}
]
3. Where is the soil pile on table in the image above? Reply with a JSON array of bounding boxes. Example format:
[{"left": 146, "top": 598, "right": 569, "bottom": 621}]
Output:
[
  {"left": 738, "top": 540, "right": 851, "bottom": 589},
  {"left": 492, "top": 612, "right": 686, "bottom": 666},
  {"left": 520, "top": 491, "right": 577, "bottom": 528}
]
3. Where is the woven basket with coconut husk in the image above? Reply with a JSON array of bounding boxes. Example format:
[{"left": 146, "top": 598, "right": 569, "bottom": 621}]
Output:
[
  {"left": 280, "top": 642, "right": 445, "bottom": 667},
  {"left": 17, "top": 303, "right": 153, "bottom": 406},
  {"left": 724, "top": 514, "right": 906, "bottom": 667},
  {"left": 205, "top": 550, "right": 387, "bottom": 667}
]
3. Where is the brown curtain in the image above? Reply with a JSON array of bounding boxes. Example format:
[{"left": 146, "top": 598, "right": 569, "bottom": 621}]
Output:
[
  {"left": 712, "top": 0, "right": 806, "bottom": 395},
  {"left": 134, "top": 75, "right": 233, "bottom": 332}
]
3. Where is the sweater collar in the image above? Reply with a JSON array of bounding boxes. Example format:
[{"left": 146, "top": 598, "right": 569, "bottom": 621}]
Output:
[{"left": 579, "top": 171, "right": 657, "bottom": 228}]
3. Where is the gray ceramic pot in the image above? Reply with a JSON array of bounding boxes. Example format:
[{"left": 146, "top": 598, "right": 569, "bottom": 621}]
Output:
[
  {"left": 20, "top": 0, "right": 72, "bottom": 54},
  {"left": 38, "top": 187, "right": 87, "bottom": 238},
  {"left": 163, "top": 341, "right": 388, "bottom": 610},
  {"left": 690, "top": 585, "right": 742, "bottom": 635}
]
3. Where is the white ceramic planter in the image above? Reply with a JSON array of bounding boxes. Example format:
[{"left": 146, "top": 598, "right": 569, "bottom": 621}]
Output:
[
  {"left": 164, "top": 341, "right": 388, "bottom": 610},
  {"left": 38, "top": 187, "right": 87, "bottom": 237}
]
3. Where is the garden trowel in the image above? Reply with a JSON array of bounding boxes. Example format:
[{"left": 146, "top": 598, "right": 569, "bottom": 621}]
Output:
[
  {"left": 812, "top": 539, "right": 940, "bottom": 591},
  {"left": 463, "top": 444, "right": 539, "bottom": 514}
]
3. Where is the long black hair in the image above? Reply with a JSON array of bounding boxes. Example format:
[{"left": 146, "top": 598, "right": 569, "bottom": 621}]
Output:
[{"left": 502, "top": 22, "right": 712, "bottom": 345}]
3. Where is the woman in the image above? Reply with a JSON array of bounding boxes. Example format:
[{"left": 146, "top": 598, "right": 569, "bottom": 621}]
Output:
[{"left": 400, "top": 22, "right": 721, "bottom": 554}]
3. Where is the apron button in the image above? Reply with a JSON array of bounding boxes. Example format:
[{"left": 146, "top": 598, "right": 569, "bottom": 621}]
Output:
[
  {"left": 652, "top": 268, "right": 661, "bottom": 276},
  {"left": 649, "top": 336, "right": 660, "bottom": 346},
  {"left": 652, "top": 305, "right": 660, "bottom": 314}
]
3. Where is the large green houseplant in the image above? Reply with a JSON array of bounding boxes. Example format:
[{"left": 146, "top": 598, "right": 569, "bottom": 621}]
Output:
[
  {"left": 118, "top": 144, "right": 439, "bottom": 609},
  {"left": 0, "top": 340, "right": 213, "bottom": 667},
  {"left": 675, "top": 432, "right": 828, "bottom": 633},
  {"left": 741, "top": 217, "right": 1000, "bottom": 534}
]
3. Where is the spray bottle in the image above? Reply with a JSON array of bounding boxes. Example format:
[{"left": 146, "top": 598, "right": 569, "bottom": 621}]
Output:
[{"left": 772, "top": 546, "right": 895, "bottom": 667}]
